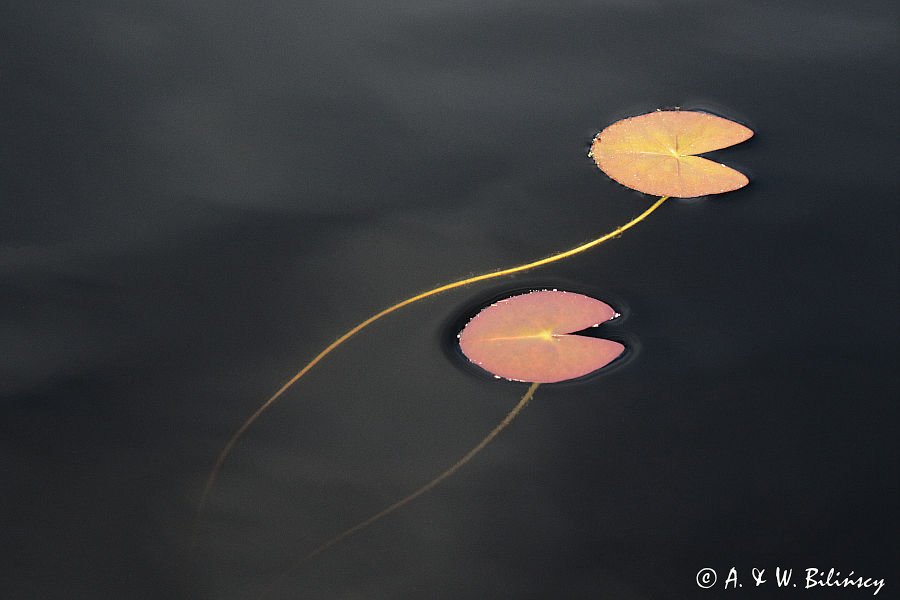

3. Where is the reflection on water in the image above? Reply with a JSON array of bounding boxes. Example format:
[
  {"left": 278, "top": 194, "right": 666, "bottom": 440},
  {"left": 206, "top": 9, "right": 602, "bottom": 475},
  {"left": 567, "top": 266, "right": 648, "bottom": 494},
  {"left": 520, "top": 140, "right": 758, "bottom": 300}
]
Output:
[{"left": 3, "top": 1, "right": 898, "bottom": 599}]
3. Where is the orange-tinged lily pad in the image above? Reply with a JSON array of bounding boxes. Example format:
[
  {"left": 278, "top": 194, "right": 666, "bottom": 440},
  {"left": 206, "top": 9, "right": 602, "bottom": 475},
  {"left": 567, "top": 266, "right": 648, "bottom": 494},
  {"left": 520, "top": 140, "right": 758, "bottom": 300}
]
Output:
[
  {"left": 590, "top": 110, "right": 753, "bottom": 198},
  {"left": 458, "top": 290, "right": 625, "bottom": 383}
]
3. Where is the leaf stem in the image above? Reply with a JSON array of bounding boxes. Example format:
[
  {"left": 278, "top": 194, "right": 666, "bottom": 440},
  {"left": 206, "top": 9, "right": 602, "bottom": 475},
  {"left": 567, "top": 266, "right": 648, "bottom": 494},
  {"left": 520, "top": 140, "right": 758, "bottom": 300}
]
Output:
[
  {"left": 260, "top": 381, "right": 541, "bottom": 598},
  {"left": 195, "top": 196, "right": 669, "bottom": 522}
]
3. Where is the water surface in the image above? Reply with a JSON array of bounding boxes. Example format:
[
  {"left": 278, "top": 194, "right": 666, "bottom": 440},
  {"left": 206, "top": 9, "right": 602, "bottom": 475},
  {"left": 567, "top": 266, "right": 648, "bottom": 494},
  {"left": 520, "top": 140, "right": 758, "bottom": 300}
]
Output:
[{"left": 2, "top": 1, "right": 898, "bottom": 598}]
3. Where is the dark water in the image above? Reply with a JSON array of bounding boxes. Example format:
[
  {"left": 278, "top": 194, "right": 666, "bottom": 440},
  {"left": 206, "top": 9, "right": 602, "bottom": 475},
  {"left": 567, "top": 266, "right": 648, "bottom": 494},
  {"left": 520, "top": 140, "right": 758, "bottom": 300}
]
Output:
[{"left": 3, "top": 1, "right": 898, "bottom": 599}]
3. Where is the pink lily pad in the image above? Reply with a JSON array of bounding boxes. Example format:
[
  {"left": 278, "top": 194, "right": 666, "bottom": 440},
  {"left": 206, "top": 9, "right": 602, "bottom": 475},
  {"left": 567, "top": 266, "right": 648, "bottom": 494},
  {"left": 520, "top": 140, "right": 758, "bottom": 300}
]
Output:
[{"left": 458, "top": 290, "right": 625, "bottom": 383}]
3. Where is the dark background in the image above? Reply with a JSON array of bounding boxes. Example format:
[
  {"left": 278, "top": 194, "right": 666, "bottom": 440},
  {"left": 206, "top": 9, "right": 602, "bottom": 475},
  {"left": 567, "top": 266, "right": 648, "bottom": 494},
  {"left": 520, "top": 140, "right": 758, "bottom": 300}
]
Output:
[{"left": 2, "top": 1, "right": 897, "bottom": 598}]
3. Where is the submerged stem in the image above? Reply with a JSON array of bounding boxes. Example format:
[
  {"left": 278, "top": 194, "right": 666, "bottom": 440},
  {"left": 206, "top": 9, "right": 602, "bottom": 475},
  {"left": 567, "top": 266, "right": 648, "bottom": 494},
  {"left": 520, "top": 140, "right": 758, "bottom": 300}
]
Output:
[
  {"left": 261, "top": 381, "right": 541, "bottom": 598},
  {"left": 196, "top": 196, "right": 668, "bottom": 521}
]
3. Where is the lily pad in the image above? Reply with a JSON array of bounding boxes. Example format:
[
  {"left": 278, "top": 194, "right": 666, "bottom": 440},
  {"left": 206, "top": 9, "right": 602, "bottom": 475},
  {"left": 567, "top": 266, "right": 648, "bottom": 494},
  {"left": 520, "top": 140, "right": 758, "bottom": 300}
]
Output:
[
  {"left": 458, "top": 290, "right": 625, "bottom": 383},
  {"left": 590, "top": 110, "right": 753, "bottom": 198}
]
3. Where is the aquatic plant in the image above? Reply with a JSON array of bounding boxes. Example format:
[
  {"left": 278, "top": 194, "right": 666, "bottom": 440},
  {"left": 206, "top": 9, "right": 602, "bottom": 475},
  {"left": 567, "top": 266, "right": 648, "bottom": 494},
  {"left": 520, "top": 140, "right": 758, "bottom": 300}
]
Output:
[
  {"left": 281, "top": 291, "right": 624, "bottom": 571},
  {"left": 197, "top": 109, "right": 754, "bottom": 590},
  {"left": 459, "top": 289, "right": 624, "bottom": 384},
  {"left": 589, "top": 109, "right": 752, "bottom": 197}
]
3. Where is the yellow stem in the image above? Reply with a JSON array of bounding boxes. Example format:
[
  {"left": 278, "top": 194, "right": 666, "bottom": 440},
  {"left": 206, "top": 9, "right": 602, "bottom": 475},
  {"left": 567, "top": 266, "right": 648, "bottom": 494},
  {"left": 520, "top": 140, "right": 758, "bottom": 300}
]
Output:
[
  {"left": 196, "top": 196, "right": 668, "bottom": 519},
  {"left": 261, "top": 382, "right": 541, "bottom": 598}
]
